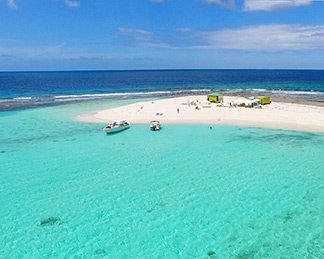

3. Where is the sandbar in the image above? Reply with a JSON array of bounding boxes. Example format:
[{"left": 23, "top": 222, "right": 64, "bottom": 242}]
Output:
[{"left": 76, "top": 95, "right": 324, "bottom": 132}]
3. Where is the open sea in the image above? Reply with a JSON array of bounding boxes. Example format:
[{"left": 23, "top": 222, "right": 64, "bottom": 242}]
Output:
[
  {"left": 1, "top": 69, "right": 324, "bottom": 110},
  {"left": 1, "top": 70, "right": 324, "bottom": 258}
]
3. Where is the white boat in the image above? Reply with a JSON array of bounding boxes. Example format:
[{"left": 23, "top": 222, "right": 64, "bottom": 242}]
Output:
[
  {"left": 103, "top": 120, "right": 130, "bottom": 134},
  {"left": 150, "top": 120, "right": 161, "bottom": 131}
]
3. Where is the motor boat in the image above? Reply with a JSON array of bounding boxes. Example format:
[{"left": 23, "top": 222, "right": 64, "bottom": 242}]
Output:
[
  {"left": 103, "top": 120, "right": 130, "bottom": 134},
  {"left": 150, "top": 120, "right": 161, "bottom": 131}
]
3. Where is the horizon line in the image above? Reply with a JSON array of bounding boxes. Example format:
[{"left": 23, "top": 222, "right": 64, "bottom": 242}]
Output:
[{"left": 1, "top": 68, "right": 324, "bottom": 73}]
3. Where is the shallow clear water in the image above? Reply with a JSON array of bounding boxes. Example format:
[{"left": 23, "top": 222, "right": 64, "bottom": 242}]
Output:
[{"left": 1, "top": 100, "right": 324, "bottom": 258}]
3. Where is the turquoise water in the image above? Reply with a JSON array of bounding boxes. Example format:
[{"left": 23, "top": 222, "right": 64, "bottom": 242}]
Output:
[{"left": 1, "top": 100, "right": 324, "bottom": 258}]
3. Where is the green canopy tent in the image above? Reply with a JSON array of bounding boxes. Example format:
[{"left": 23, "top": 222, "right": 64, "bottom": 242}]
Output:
[{"left": 207, "top": 93, "right": 223, "bottom": 103}]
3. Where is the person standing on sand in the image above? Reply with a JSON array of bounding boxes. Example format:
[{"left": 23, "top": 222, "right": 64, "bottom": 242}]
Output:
[{"left": 177, "top": 108, "right": 179, "bottom": 113}]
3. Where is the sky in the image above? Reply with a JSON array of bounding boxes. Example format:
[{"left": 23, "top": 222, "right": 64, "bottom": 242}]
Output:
[{"left": 1, "top": 0, "right": 324, "bottom": 71}]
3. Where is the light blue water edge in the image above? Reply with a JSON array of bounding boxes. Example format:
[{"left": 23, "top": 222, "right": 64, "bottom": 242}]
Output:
[{"left": 0, "top": 98, "right": 323, "bottom": 258}]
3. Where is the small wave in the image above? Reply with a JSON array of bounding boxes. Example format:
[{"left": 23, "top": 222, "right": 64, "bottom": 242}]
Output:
[
  {"left": 0, "top": 89, "right": 212, "bottom": 110},
  {"left": 1, "top": 88, "right": 323, "bottom": 111},
  {"left": 269, "top": 90, "right": 324, "bottom": 95},
  {"left": 3, "top": 89, "right": 324, "bottom": 104},
  {"left": 221, "top": 89, "right": 244, "bottom": 93},
  {"left": 250, "top": 88, "right": 268, "bottom": 92},
  {"left": 227, "top": 88, "right": 324, "bottom": 96},
  {"left": 53, "top": 89, "right": 211, "bottom": 101},
  {"left": 13, "top": 97, "right": 33, "bottom": 100}
]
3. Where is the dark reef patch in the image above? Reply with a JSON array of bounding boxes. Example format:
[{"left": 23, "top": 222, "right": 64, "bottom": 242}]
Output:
[
  {"left": 232, "top": 130, "right": 324, "bottom": 148},
  {"left": 236, "top": 249, "right": 257, "bottom": 259},
  {"left": 207, "top": 250, "right": 217, "bottom": 257},
  {"left": 39, "top": 217, "right": 61, "bottom": 227},
  {"left": 146, "top": 201, "right": 166, "bottom": 213},
  {"left": 283, "top": 211, "right": 297, "bottom": 223},
  {"left": 94, "top": 248, "right": 107, "bottom": 255}
]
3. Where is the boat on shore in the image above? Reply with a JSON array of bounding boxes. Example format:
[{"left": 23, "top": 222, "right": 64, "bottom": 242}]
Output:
[
  {"left": 103, "top": 120, "right": 130, "bottom": 134},
  {"left": 150, "top": 120, "right": 161, "bottom": 131}
]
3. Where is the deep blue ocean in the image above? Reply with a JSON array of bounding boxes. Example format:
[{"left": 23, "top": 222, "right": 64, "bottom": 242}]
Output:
[{"left": 1, "top": 69, "right": 324, "bottom": 110}]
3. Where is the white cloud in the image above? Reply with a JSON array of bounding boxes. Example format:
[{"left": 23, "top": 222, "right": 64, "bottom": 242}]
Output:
[
  {"left": 175, "top": 28, "right": 194, "bottom": 33},
  {"left": 199, "top": 24, "right": 324, "bottom": 50},
  {"left": 4, "top": 0, "right": 80, "bottom": 9},
  {"left": 7, "top": 0, "right": 17, "bottom": 9},
  {"left": 62, "top": 0, "right": 79, "bottom": 8},
  {"left": 117, "top": 24, "right": 324, "bottom": 51},
  {"left": 118, "top": 27, "right": 174, "bottom": 48},
  {"left": 118, "top": 27, "right": 153, "bottom": 41},
  {"left": 205, "top": 0, "right": 235, "bottom": 8},
  {"left": 244, "top": 0, "right": 312, "bottom": 11},
  {"left": 0, "top": 44, "right": 65, "bottom": 58}
]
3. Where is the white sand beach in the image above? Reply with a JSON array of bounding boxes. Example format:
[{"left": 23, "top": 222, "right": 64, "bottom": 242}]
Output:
[{"left": 76, "top": 95, "right": 324, "bottom": 132}]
